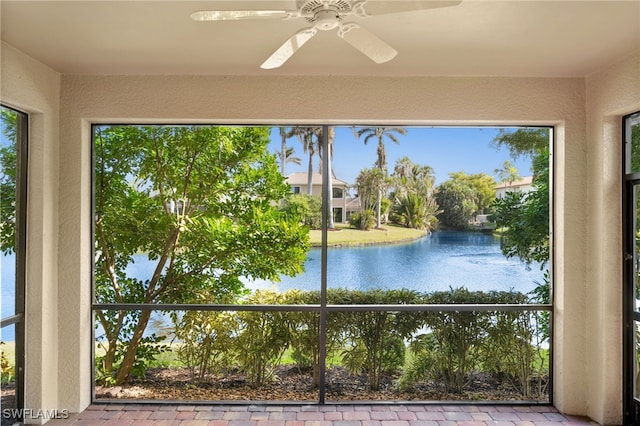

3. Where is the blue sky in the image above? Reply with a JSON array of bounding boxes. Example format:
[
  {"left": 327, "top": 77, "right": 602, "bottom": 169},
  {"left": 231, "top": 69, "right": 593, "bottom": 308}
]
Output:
[{"left": 269, "top": 126, "right": 534, "bottom": 186}]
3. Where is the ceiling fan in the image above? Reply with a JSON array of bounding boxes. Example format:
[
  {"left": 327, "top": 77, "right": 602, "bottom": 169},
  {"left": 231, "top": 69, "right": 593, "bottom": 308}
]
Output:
[{"left": 190, "top": 0, "right": 461, "bottom": 69}]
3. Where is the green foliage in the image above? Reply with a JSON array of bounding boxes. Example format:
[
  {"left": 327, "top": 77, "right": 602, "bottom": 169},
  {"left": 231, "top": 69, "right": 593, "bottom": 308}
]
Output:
[
  {"left": 354, "top": 167, "right": 389, "bottom": 228},
  {"left": 0, "top": 107, "right": 18, "bottom": 254},
  {"left": 94, "top": 125, "right": 309, "bottom": 384},
  {"left": 478, "top": 292, "right": 540, "bottom": 398},
  {"left": 235, "top": 290, "right": 292, "bottom": 387},
  {"left": 170, "top": 286, "right": 547, "bottom": 397},
  {"left": 0, "top": 342, "right": 14, "bottom": 384},
  {"left": 336, "top": 289, "right": 422, "bottom": 390},
  {"left": 391, "top": 192, "right": 440, "bottom": 230},
  {"left": 435, "top": 172, "right": 496, "bottom": 229},
  {"left": 96, "top": 333, "right": 169, "bottom": 384},
  {"left": 174, "top": 310, "right": 237, "bottom": 381},
  {"left": 435, "top": 179, "right": 477, "bottom": 229},
  {"left": 492, "top": 150, "right": 549, "bottom": 266},
  {"left": 631, "top": 120, "right": 640, "bottom": 172},
  {"left": 408, "top": 288, "right": 488, "bottom": 393},
  {"left": 449, "top": 171, "right": 497, "bottom": 216},
  {"left": 280, "top": 193, "right": 322, "bottom": 229},
  {"left": 401, "top": 288, "right": 542, "bottom": 396},
  {"left": 349, "top": 209, "right": 376, "bottom": 231},
  {"left": 492, "top": 128, "right": 549, "bottom": 159},
  {"left": 389, "top": 157, "right": 441, "bottom": 231},
  {"left": 354, "top": 127, "right": 407, "bottom": 174}
]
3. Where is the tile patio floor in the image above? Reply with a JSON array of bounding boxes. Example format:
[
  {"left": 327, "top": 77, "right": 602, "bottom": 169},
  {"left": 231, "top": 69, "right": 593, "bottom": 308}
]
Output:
[{"left": 45, "top": 404, "right": 600, "bottom": 425}]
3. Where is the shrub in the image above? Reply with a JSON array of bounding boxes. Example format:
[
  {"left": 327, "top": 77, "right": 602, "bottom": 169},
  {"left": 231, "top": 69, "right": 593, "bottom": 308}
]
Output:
[
  {"left": 235, "top": 290, "right": 292, "bottom": 387},
  {"left": 174, "top": 311, "right": 237, "bottom": 381},
  {"left": 280, "top": 193, "right": 322, "bottom": 229},
  {"left": 0, "top": 342, "right": 14, "bottom": 384},
  {"left": 338, "top": 289, "right": 422, "bottom": 390},
  {"left": 350, "top": 209, "right": 376, "bottom": 231},
  {"left": 401, "top": 287, "right": 537, "bottom": 395}
]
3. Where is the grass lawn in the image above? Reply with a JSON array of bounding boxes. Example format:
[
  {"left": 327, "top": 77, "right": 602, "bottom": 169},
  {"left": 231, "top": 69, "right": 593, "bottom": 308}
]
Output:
[{"left": 309, "top": 223, "right": 428, "bottom": 247}]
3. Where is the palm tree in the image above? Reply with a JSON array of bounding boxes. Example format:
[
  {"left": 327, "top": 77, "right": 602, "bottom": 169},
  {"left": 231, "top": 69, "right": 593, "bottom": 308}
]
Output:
[
  {"left": 274, "top": 146, "right": 301, "bottom": 175},
  {"left": 317, "top": 126, "right": 336, "bottom": 228},
  {"left": 278, "top": 127, "right": 288, "bottom": 176},
  {"left": 355, "top": 127, "right": 407, "bottom": 227},
  {"left": 494, "top": 160, "right": 521, "bottom": 188},
  {"left": 355, "top": 127, "right": 407, "bottom": 174},
  {"left": 291, "top": 127, "right": 321, "bottom": 195}
]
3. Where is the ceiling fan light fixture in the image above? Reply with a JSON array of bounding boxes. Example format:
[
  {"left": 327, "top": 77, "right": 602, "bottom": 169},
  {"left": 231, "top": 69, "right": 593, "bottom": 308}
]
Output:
[{"left": 314, "top": 9, "right": 341, "bottom": 31}]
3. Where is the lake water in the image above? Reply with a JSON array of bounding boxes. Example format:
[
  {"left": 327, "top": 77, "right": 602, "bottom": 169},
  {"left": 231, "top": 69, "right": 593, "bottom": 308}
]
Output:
[
  {"left": 246, "top": 231, "right": 544, "bottom": 294},
  {"left": 0, "top": 231, "right": 545, "bottom": 341}
]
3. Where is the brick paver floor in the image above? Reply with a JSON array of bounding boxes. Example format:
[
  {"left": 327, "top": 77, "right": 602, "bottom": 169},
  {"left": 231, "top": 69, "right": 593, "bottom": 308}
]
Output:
[{"left": 44, "top": 404, "right": 600, "bottom": 425}]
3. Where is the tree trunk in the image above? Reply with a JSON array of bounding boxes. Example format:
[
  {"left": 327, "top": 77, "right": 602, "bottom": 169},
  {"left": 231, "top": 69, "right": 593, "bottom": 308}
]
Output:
[
  {"left": 307, "top": 151, "right": 313, "bottom": 195},
  {"left": 376, "top": 189, "right": 382, "bottom": 228},
  {"left": 114, "top": 310, "right": 152, "bottom": 385}
]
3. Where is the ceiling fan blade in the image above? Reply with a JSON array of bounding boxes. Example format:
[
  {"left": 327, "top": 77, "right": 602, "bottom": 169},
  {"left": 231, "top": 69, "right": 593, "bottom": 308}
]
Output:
[
  {"left": 190, "top": 10, "right": 297, "bottom": 21},
  {"left": 261, "top": 27, "right": 318, "bottom": 69},
  {"left": 337, "top": 23, "right": 397, "bottom": 64},
  {"left": 351, "top": 0, "right": 462, "bottom": 17}
]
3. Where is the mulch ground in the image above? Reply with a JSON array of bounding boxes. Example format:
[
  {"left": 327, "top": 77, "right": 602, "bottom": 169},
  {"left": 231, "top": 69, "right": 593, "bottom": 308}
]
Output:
[{"left": 96, "top": 366, "right": 549, "bottom": 403}]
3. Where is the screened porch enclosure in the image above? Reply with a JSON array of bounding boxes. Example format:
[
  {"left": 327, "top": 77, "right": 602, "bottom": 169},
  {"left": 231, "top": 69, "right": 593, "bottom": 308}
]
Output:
[{"left": 92, "top": 124, "right": 552, "bottom": 404}]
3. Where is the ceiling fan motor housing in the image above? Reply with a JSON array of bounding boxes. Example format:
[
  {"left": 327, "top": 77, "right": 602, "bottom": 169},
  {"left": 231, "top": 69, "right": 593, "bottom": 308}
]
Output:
[{"left": 301, "top": 0, "right": 353, "bottom": 29}]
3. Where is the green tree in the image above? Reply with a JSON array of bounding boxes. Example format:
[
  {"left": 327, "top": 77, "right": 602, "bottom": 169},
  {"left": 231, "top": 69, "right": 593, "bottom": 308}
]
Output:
[
  {"left": 435, "top": 177, "right": 477, "bottom": 229},
  {"left": 492, "top": 128, "right": 549, "bottom": 159},
  {"left": 355, "top": 127, "right": 407, "bottom": 174},
  {"left": 275, "top": 146, "right": 301, "bottom": 175},
  {"left": 449, "top": 171, "right": 496, "bottom": 217},
  {"left": 491, "top": 127, "right": 550, "bottom": 316},
  {"left": 389, "top": 157, "right": 440, "bottom": 230},
  {"left": 0, "top": 108, "right": 18, "bottom": 254},
  {"left": 317, "top": 126, "right": 337, "bottom": 228},
  {"left": 355, "top": 127, "right": 407, "bottom": 227},
  {"left": 392, "top": 192, "right": 440, "bottom": 230},
  {"left": 94, "top": 125, "right": 309, "bottom": 385},
  {"left": 392, "top": 156, "right": 436, "bottom": 199},
  {"left": 280, "top": 193, "right": 322, "bottom": 229},
  {"left": 494, "top": 160, "right": 521, "bottom": 187},
  {"left": 354, "top": 167, "right": 387, "bottom": 228},
  {"left": 291, "top": 127, "right": 321, "bottom": 195},
  {"left": 492, "top": 151, "right": 549, "bottom": 266}
]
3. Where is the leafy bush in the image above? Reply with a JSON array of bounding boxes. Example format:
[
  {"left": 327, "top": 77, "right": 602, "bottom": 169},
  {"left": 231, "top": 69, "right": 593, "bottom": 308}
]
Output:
[
  {"left": 401, "top": 288, "right": 539, "bottom": 395},
  {"left": 280, "top": 193, "right": 322, "bottom": 229},
  {"left": 391, "top": 193, "right": 440, "bottom": 230},
  {"left": 174, "top": 311, "right": 237, "bottom": 381},
  {"left": 235, "top": 290, "right": 292, "bottom": 387},
  {"left": 0, "top": 342, "right": 14, "bottom": 384},
  {"left": 337, "top": 289, "right": 422, "bottom": 390},
  {"left": 96, "top": 331, "right": 168, "bottom": 384},
  {"left": 350, "top": 209, "right": 376, "bottom": 231}
]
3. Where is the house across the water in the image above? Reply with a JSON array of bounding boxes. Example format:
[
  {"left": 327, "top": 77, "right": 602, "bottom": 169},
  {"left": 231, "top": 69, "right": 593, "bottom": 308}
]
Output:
[
  {"left": 494, "top": 176, "right": 534, "bottom": 199},
  {"left": 286, "top": 172, "right": 360, "bottom": 224}
]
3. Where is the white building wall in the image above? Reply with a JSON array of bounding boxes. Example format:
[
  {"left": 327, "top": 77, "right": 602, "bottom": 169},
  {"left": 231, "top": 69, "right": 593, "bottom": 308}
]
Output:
[
  {"left": 585, "top": 52, "right": 640, "bottom": 425},
  {"left": 0, "top": 42, "right": 62, "bottom": 422}
]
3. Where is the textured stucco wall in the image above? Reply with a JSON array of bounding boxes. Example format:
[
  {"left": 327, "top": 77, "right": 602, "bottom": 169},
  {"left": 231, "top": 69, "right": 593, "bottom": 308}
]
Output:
[
  {"left": 0, "top": 42, "right": 61, "bottom": 422},
  {"left": 59, "top": 73, "right": 588, "bottom": 414},
  {"left": 585, "top": 51, "right": 640, "bottom": 425}
]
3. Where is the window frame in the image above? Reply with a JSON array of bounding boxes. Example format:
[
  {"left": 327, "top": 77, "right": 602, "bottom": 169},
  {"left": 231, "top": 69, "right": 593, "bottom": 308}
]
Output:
[
  {"left": 91, "top": 123, "right": 554, "bottom": 405},
  {"left": 0, "top": 104, "right": 28, "bottom": 416}
]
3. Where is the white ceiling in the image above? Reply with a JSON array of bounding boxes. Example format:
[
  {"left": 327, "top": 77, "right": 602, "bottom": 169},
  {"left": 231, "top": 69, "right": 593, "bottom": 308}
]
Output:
[{"left": 1, "top": 0, "right": 639, "bottom": 77}]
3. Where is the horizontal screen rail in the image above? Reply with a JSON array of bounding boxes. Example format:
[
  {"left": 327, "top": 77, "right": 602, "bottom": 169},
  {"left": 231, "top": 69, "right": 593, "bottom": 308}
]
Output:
[
  {"left": 0, "top": 313, "right": 24, "bottom": 328},
  {"left": 92, "top": 303, "right": 552, "bottom": 312}
]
